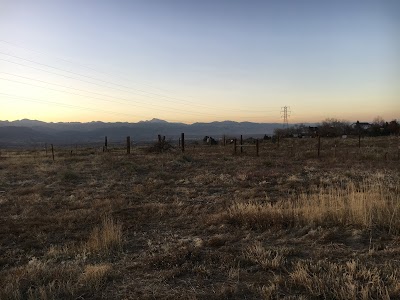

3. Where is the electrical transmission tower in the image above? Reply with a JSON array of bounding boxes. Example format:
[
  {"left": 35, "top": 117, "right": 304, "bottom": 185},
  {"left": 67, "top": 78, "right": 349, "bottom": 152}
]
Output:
[{"left": 281, "top": 106, "right": 291, "bottom": 128}]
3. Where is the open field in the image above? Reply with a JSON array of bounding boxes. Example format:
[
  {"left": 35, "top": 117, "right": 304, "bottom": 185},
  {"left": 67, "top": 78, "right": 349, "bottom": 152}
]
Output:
[{"left": 0, "top": 136, "right": 399, "bottom": 299}]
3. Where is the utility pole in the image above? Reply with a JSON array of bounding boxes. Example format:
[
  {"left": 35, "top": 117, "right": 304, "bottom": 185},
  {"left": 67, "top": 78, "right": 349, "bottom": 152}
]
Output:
[{"left": 281, "top": 106, "right": 291, "bottom": 128}]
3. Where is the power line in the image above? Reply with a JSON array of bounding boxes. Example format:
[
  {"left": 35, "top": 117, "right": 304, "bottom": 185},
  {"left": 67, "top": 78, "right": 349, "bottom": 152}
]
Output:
[
  {"left": 0, "top": 71, "right": 129, "bottom": 101},
  {"left": 0, "top": 77, "right": 226, "bottom": 118},
  {"left": 0, "top": 39, "right": 284, "bottom": 114},
  {"left": 0, "top": 50, "right": 274, "bottom": 113},
  {"left": 0, "top": 50, "right": 176, "bottom": 98},
  {"left": 0, "top": 75, "right": 278, "bottom": 120},
  {"left": 0, "top": 57, "right": 132, "bottom": 93},
  {"left": 0, "top": 52, "right": 202, "bottom": 108},
  {"left": 0, "top": 39, "right": 175, "bottom": 94},
  {"left": 0, "top": 72, "right": 215, "bottom": 116},
  {"left": 0, "top": 58, "right": 280, "bottom": 116},
  {"left": 1, "top": 92, "right": 277, "bottom": 122},
  {"left": 0, "top": 56, "right": 208, "bottom": 111},
  {"left": 0, "top": 46, "right": 282, "bottom": 113},
  {"left": 0, "top": 52, "right": 276, "bottom": 116},
  {"left": 0, "top": 44, "right": 285, "bottom": 123}
]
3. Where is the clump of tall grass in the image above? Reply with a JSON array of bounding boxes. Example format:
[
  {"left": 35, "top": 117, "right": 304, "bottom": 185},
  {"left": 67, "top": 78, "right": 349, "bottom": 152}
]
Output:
[
  {"left": 46, "top": 217, "right": 123, "bottom": 260},
  {"left": 0, "top": 216, "right": 121, "bottom": 299},
  {"left": 244, "top": 242, "right": 287, "bottom": 270},
  {"left": 226, "top": 179, "right": 400, "bottom": 234},
  {"left": 79, "top": 264, "right": 111, "bottom": 291},
  {"left": 288, "top": 259, "right": 399, "bottom": 299},
  {"left": 83, "top": 216, "right": 123, "bottom": 255},
  {"left": 0, "top": 258, "right": 80, "bottom": 300},
  {"left": 0, "top": 259, "right": 112, "bottom": 300}
]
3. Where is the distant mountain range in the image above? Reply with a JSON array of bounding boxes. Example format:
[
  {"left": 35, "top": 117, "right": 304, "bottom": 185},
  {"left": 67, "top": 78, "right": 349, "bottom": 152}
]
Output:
[{"left": 0, "top": 118, "right": 286, "bottom": 147}]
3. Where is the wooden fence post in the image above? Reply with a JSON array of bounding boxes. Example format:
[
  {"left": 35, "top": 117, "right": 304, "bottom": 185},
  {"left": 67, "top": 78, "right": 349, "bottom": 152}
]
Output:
[
  {"left": 256, "top": 139, "right": 259, "bottom": 156},
  {"left": 223, "top": 135, "right": 226, "bottom": 146},
  {"left": 234, "top": 138, "right": 237, "bottom": 154},
  {"left": 51, "top": 144, "right": 54, "bottom": 161},
  {"left": 240, "top": 135, "right": 243, "bottom": 153},
  {"left": 181, "top": 133, "right": 185, "bottom": 152},
  {"left": 105, "top": 136, "right": 108, "bottom": 150},
  {"left": 45, "top": 143, "right": 48, "bottom": 156},
  {"left": 127, "top": 136, "right": 131, "bottom": 154}
]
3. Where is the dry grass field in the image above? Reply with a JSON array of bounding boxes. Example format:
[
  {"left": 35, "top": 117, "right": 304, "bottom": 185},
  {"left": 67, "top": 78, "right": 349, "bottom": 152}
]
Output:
[{"left": 0, "top": 136, "right": 399, "bottom": 299}]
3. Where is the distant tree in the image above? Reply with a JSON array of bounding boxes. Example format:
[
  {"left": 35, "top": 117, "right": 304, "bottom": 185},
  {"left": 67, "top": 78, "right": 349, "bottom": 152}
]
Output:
[
  {"left": 364, "top": 117, "right": 400, "bottom": 136},
  {"left": 292, "top": 124, "right": 307, "bottom": 136},
  {"left": 273, "top": 128, "right": 288, "bottom": 137},
  {"left": 373, "top": 116, "right": 385, "bottom": 127},
  {"left": 370, "top": 116, "right": 386, "bottom": 136},
  {"left": 388, "top": 120, "right": 400, "bottom": 135},
  {"left": 318, "top": 118, "right": 350, "bottom": 137}
]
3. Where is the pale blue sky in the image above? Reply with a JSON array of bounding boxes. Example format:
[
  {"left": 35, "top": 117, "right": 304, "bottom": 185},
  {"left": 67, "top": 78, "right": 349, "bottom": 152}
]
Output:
[{"left": 0, "top": 0, "right": 399, "bottom": 123}]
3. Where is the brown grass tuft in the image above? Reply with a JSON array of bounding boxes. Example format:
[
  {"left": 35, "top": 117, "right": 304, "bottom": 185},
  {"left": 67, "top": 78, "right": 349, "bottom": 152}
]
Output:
[
  {"left": 244, "top": 242, "right": 286, "bottom": 270},
  {"left": 79, "top": 264, "right": 112, "bottom": 291},
  {"left": 225, "top": 179, "right": 400, "bottom": 233},
  {"left": 83, "top": 216, "right": 122, "bottom": 255},
  {"left": 289, "top": 259, "right": 397, "bottom": 299},
  {"left": 0, "top": 258, "right": 80, "bottom": 300}
]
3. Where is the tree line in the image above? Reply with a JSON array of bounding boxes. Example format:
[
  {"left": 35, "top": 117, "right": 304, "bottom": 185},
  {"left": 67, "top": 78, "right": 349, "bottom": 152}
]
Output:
[{"left": 274, "top": 117, "right": 400, "bottom": 138}]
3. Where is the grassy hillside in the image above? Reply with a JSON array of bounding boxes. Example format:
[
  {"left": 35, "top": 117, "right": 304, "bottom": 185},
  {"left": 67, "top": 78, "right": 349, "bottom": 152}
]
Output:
[{"left": 0, "top": 136, "right": 399, "bottom": 299}]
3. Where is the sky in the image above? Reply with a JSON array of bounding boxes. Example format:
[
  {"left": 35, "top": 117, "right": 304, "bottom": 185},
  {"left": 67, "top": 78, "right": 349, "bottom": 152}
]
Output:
[{"left": 0, "top": 0, "right": 399, "bottom": 124}]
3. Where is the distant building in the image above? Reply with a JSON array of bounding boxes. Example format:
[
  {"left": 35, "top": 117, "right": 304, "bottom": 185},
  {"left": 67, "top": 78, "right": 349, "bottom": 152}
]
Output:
[{"left": 352, "top": 121, "right": 371, "bottom": 131}]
